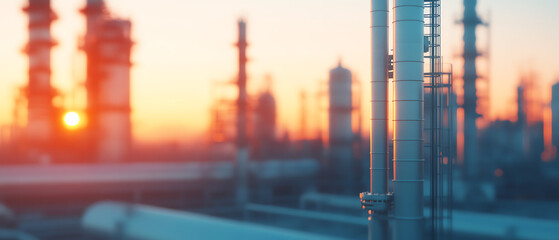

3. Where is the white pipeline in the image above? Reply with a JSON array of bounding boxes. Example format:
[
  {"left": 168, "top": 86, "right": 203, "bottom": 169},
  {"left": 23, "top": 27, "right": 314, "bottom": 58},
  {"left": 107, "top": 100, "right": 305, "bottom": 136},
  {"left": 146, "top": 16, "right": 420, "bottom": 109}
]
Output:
[
  {"left": 370, "top": 0, "right": 389, "bottom": 239},
  {"left": 392, "top": 0, "right": 424, "bottom": 239}
]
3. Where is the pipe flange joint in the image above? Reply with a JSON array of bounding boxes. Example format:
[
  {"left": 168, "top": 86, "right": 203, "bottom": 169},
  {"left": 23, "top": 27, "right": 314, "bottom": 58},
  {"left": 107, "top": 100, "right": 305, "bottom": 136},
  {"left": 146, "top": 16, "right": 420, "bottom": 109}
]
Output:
[{"left": 359, "top": 192, "right": 393, "bottom": 212}]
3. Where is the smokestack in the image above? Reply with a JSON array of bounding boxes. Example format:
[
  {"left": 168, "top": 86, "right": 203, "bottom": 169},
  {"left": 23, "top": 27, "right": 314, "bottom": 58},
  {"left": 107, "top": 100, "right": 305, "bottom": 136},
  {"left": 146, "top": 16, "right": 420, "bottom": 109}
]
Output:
[
  {"left": 236, "top": 18, "right": 249, "bottom": 205},
  {"left": 23, "top": 0, "right": 56, "bottom": 144},
  {"left": 392, "top": 0, "right": 424, "bottom": 239},
  {"left": 369, "top": 0, "right": 389, "bottom": 238}
]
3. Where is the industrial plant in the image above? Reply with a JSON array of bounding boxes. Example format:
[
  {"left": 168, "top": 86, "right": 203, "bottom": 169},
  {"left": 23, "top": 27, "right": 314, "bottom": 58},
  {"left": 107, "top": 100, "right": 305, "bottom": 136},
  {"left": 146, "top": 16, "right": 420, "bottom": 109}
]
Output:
[{"left": 0, "top": 0, "right": 558, "bottom": 239}]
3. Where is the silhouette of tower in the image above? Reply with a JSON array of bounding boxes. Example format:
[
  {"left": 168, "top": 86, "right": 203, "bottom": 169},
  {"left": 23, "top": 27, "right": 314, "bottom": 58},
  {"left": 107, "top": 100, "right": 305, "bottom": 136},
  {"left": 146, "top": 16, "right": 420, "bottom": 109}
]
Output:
[
  {"left": 461, "top": 0, "right": 482, "bottom": 180},
  {"left": 235, "top": 18, "right": 249, "bottom": 205}
]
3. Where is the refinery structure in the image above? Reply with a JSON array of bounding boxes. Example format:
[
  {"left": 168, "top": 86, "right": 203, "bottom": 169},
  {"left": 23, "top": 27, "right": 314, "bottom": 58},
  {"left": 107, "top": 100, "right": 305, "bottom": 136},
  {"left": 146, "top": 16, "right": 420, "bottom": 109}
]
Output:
[
  {"left": 0, "top": 0, "right": 558, "bottom": 240},
  {"left": 10, "top": 0, "right": 133, "bottom": 164},
  {"left": 81, "top": 0, "right": 133, "bottom": 163}
]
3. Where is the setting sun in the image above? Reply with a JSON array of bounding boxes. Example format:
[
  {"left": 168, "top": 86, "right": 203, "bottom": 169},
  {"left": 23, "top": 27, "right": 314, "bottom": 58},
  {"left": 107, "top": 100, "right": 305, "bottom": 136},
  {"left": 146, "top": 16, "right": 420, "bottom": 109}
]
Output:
[{"left": 64, "top": 112, "right": 80, "bottom": 127}]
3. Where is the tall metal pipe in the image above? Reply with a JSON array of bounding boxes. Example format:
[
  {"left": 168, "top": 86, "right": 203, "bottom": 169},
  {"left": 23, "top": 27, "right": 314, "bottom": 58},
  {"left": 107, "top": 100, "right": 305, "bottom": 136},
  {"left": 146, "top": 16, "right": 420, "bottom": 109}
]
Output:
[
  {"left": 370, "top": 0, "right": 389, "bottom": 238},
  {"left": 393, "top": 0, "right": 424, "bottom": 239},
  {"left": 82, "top": 201, "right": 333, "bottom": 240},
  {"left": 236, "top": 19, "right": 249, "bottom": 205}
]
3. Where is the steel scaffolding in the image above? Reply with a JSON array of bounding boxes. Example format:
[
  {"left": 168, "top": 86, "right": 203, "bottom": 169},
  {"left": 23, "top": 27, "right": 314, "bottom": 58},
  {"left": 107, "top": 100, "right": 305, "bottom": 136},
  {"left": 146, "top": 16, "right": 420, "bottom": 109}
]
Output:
[{"left": 424, "top": 0, "right": 454, "bottom": 239}]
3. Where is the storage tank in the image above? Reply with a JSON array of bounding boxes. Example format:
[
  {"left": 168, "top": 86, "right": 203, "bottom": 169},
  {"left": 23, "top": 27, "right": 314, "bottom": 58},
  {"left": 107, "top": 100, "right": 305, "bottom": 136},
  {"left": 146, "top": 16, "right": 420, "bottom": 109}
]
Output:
[
  {"left": 253, "top": 90, "right": 277, "bottom": 160},
  {"left": 328, "top": 61, "right": 353, "bottom": 193}
]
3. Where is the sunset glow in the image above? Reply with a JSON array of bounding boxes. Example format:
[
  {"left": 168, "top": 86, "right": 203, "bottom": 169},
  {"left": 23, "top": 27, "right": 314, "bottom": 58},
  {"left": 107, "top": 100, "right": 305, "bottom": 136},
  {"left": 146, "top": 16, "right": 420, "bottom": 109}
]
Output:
[
  {"left": 64, "top": 111, "right": 80, "bottom": 127},
  {"left": 0, "top": 1, "right": 558, "bottom": 239},
  {"left": 0, "top": 0, "right": 555, "bottom": 144}
]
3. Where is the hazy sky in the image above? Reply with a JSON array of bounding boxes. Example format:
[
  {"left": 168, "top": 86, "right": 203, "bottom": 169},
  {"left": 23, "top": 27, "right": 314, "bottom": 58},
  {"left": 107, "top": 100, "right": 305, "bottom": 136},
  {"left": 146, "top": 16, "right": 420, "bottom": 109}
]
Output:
[{"left": 1, "top": 0, "right": 558, "bottom": 144}]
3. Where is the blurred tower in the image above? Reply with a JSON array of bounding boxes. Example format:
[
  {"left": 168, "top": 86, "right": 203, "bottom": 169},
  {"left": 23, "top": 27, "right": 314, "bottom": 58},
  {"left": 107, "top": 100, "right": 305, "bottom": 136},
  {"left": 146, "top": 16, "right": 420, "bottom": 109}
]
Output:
[
  {"left": 517, "top": 84, "right": 529, "bottom": 158},
  {"left": 461, "top": 0, "right": 481, "bottom": 180},
  {"left": 81, "top": 0, "right": 133, "bottom": 162},
  {"left": 517, "top": 85, "right": 526, "bottom": 128},
  {"left": 552, "top": 82, "right": 559, "bottom": 161},
  {"left": 22, "top": 0, "right": 57, "bottom": 147},
  {"left": 235, "top": 19, "right": 249, "bottom": 205},
  {"left": 253, "top": 82, "right": 277, "bottom": 160},
  {"left": 328, "top": 61, "right": 353, "bottom": 193},
  {"left": 299, "top": 90, "right": 308, "bottom": 141}
]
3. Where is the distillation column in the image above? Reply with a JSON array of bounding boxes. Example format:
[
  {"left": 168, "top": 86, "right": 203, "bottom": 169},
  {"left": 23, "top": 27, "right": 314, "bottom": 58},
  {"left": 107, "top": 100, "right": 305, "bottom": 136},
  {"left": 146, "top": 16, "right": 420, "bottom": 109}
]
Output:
[
  {"left": 393, "top": 0, "right": 424, "bottom": 239},
  {"left": 81, "top": 0, "right": 105, "bottom": 159},
  {"left": 23, "top": 0, "right": 56, "bottom": 146},
  {"left": 81, "top": 0, "right": 132, "bottom": 162},
  {"left": 462, "top": 0, "right": 481, "bottom": 180},
  {"left": 236, "top": 19, "right": 249, "bottom": 205},
  {"left": 94, "top": 20, "right": 133, "bottom": 162},
  {"left": 328, "top": 62, "right": 353, "bottom": 193},
  {"left": 369, "top": 0, "right": 389, "bottom": 238}
]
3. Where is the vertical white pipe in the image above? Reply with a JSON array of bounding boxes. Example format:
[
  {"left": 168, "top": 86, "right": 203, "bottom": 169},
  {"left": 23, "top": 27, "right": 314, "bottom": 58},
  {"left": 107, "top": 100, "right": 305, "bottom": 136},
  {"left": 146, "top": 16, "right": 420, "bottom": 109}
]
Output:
[
  {"left": 393, "top": 0, "right": 424, "bottom": 240},
  {"left": 370, "top": 0, "right": 389, "bottom": 239}
]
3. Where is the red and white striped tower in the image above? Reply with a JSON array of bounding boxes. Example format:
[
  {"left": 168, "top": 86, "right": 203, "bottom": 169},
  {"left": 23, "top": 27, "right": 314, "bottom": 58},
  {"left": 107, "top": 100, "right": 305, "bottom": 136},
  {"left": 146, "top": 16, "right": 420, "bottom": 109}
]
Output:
[
  {"left": 81, "top": 0, "right": 133, "bottom": 162},
  {"left": 22, "top": 0, "right": 57, "bottom": 147}
]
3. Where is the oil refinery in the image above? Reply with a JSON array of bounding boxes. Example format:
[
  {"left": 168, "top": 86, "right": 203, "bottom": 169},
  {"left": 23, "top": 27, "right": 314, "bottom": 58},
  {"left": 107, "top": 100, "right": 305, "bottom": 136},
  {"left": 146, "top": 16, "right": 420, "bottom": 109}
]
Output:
[{"left": 0, "top": 0, "right": 558, "bottom": 239}]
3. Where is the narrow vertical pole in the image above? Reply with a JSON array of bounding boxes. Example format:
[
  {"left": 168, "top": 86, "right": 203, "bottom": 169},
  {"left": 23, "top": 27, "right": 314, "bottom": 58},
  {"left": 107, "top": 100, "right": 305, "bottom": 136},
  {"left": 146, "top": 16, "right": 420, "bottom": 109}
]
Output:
[
  {"left": 370, "top": 0, "right": 389, "bottom": 239},
  {"left": 236, "top": 19, "right": 249, "bottom": 206}
]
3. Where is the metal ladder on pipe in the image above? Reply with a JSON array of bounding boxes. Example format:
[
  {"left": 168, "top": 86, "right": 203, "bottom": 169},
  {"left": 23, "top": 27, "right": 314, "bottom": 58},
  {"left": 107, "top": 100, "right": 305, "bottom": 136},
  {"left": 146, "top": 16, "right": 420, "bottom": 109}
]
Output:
[{"left": 424, "top": 0, "right": 454, "bottom": 239}]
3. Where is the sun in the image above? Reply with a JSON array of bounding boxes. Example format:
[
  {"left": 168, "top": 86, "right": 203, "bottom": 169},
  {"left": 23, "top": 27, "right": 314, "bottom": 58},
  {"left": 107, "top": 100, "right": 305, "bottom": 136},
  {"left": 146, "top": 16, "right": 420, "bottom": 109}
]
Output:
[{"left": 64, "top": 112, "right": 80, "bottom": 127}]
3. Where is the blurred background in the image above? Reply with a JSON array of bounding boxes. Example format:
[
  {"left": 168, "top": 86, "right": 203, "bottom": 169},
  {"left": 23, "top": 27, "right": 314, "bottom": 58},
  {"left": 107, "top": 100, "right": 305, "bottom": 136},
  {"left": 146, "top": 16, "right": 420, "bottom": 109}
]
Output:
[{"left": 0, "top": 0, "right": 558, "bottom": 239}]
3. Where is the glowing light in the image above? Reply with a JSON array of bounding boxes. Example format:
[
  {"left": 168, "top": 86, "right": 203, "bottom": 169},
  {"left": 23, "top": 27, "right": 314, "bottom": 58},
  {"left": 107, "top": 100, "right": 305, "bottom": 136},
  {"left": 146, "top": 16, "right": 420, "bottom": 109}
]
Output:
[
  {"left": 494, "top": 168, "right": 504, "bottom": 177},
  {"left": 64, "top": 112, "right": 80, "bottom": 127}
]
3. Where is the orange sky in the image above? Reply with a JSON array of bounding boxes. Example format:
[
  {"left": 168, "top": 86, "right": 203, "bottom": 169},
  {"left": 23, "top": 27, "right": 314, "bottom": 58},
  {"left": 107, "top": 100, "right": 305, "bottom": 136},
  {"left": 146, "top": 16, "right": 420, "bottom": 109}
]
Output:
[{"left": 1, "top": 0, "right": 558, "bottom": 144}]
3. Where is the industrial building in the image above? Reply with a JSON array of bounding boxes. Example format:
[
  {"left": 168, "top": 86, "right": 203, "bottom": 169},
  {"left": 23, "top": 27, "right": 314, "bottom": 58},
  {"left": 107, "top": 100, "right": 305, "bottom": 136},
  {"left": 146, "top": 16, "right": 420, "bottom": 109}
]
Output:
[
  {"left": 81, "top": 0, "right": 133, "bottom": 162},
  {"left": 0, "top": 0, "right": 558, "bottom": 240}
]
